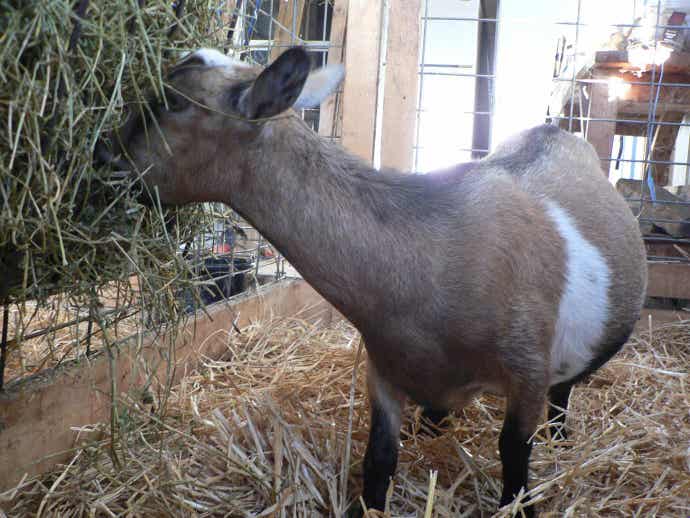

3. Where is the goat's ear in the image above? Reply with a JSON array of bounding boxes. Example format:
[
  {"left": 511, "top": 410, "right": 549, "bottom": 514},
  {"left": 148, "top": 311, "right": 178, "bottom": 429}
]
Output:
[
  {"left": 294, "top": 64, "right": 344, "bottom": 109},
  {"left": 240, "top": 47, "right": 311, "bottom": 119}
]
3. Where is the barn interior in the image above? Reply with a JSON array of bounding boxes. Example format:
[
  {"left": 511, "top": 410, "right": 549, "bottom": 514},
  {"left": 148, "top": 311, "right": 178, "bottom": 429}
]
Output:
[{"left": 1, "top": 1, "right": 689, "bottom": 516}]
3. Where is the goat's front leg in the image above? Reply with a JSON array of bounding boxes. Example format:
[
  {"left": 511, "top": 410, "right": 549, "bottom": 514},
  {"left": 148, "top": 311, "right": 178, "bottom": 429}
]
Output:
[
  {"left": 498, "top": 382, "right": 547, "bottom": 518},
  {"left": 362, "top": 360, "right": 405, "bottom": 512}
]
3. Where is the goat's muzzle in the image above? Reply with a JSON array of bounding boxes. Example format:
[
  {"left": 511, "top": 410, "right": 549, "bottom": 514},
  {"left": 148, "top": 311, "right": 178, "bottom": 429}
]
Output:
[{"left": 93, "top": 134, "right": 132, "bottom": 180}]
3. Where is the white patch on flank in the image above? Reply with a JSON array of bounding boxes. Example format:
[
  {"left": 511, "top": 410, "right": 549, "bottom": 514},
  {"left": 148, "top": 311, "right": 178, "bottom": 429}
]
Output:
[
  {"left": 545, "top": 200, "right": 611, "bottom": 385},
  {"left": 184, "top": 48, "right": 251, "bottom": 69}
]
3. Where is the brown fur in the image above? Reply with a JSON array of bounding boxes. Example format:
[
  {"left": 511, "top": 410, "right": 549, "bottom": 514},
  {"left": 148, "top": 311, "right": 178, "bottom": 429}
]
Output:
[{"left": 105, "top": 50, "right": 647, "bottom": 514}]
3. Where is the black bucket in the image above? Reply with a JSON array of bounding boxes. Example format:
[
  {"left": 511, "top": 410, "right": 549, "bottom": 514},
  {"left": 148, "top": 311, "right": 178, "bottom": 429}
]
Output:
[
  {"left": 199, "top": 256, "right": 254, "bottom": 305},
  {"left": 179, "top": 256, "right": 254, "bottom": 312}
]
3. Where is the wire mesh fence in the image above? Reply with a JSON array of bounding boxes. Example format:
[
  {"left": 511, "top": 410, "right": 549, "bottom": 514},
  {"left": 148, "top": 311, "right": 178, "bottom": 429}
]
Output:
[
  {"left": 414, "top": 0, "right": 690, "bottom": 270},
  {"left": 0, "top": 0, "right": 338, "bottom": 391},
  {"left": 4, "top": 0, "right": 690, "bottom": 390}
]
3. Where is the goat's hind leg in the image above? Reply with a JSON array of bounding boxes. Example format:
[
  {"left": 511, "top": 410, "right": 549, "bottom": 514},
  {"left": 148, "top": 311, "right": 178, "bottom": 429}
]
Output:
[
  {"left": 418, "top": 406, "right": 449, "bottom": 436},
  {"left": 498, "top": 383, "right": 547, "bottom": 518},
  {"left": 547, "top": 381, "right": 573, "bottom": 441}
]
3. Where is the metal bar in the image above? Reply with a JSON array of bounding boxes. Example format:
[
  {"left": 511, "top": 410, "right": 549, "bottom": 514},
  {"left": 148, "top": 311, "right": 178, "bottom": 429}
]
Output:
[
  {"left": 413, "top": 0, "right": 431, "bottom": 172},
  {"left": 644, "top": 236, "right": 690, "bottom": 244},
  {"left": 639, "top": 217, "right": 690, "bottom": 224},
  {"left": 0, "top": 305, "right": 8, "bottom": 390},
  {"left": 554, "top": 77, "right": 690, "bottom": 89},
  {"left": 551, "top": 115, "right": 690, "bottom": 128},
  {"left": 419, "top": 71, "right": 495, "bottom": 78},
  {"left": 420, "top": 16, "right": 690, "bottom": 32},
  {"left": 626, "top": 198, "right": 690, "bottom": 207},
  {"left": 568, "top": 0, "right": 583, "bottom": 133}
]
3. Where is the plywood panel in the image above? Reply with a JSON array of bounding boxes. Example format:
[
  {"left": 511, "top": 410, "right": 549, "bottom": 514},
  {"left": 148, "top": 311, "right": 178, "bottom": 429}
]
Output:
[
  {"left": 647, "top": 261, "right": 690, "bottom": 299},
  {"left": 0, "top": 280, "right": 340, "bottom": 492},
  {"left": 587, "top": 72, "right": 618, "bottom": 175},
  {"left": 318, "top": 0, "right": 348, "bottom": 138},
  {"left": 380, "top": 0, "right": 421, "bottom": 171},
  {"left": 270, "top": 0, "right": 306, "bottom": 61},
  {"left": 341, "top": 0, "right": 384, "bottom": 163}
]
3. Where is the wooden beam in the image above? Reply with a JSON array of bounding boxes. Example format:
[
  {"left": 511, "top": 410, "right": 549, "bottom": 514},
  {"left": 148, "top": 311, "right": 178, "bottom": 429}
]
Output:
[
  {"left": 318, "top": 0, "right": 348, "bottom": 138},
  {"left": 341, "top": 0, "right": 384, "bottom": 163},
  {"left": 380, "top": 0, "right": 421, "bottom": 171},
  {"left": 587, "top": 71, "right": 618, "bottom": 174},
  {"left": 635, "top": 308, "right": 690, "bottom": 334},
  {"left": 270, "top": 0, "right": 306, "bottom": 61},
  {"left": 0, "top": 280, "right": 340, "bottom": 491},
  {"left": 647, "top": 261, "right": 690, "bottom": 299}
]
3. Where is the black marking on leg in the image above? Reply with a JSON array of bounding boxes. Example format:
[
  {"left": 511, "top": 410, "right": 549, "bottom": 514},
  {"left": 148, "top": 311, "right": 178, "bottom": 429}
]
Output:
[
  {"left": 362, "top": 402, "right": 399, "bottom": 512},
  {"left": 548, "top": 381, "right": 573, "bottom": 440},
  {"left": 499, "top": 412, "right": 534, "bottom": 517},
  {"left": 419, "top": 406, "right": 449, "bottom": 436}
]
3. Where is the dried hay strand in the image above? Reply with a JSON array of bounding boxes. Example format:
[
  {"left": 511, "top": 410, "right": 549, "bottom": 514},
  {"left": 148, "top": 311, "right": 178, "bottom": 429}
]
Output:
[
  {"left": 2, "top": 317, "right": 689, "bottom": 517},
  {"left": 0, "top": 0, "right": 240, "bottom": 386}
]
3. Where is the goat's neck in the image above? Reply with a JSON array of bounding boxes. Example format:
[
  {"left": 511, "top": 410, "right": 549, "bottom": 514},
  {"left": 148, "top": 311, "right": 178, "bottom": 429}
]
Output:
[{"left": 223, "top": 117, "right": 406, "bottom": 324}]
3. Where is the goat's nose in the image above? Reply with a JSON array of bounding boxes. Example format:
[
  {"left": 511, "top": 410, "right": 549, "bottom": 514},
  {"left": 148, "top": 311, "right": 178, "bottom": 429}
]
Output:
[{"left": 93, "top": 134, "right": 131, "bottom": 176}]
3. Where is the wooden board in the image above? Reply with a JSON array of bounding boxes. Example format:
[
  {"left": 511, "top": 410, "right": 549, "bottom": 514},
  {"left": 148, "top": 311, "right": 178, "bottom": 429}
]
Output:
[
  {"left": 0, "top": 280, "right": 341, "bottom": 492},
  {"left": 269, "top": 0, "right": 306, "bottom": 61},
  {"left": 595, "top": 49, "right": 690, "bottom": 75},
  {"left": 318, "top": 0, "right": 348, "bottom": 138},
  {"left": 341, "top": 0, "right": 384, "bottom": 163},
  {"left": 587, "top": 71, "right": 618, "bottom": 174},
  {"left": 380, "top": 0, "right": 421, "bottom": 171},
  {"left": 647, "top": 261, "right": 690, "bottom": 299},
  {"left": 635, "top": 307, "right": 690, "bottom": 334}
]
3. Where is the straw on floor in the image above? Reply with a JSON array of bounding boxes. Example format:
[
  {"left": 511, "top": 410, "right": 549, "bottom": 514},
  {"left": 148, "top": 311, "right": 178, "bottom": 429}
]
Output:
[{"left": 2, "top": 315, "right": 688, "bottom": 517}]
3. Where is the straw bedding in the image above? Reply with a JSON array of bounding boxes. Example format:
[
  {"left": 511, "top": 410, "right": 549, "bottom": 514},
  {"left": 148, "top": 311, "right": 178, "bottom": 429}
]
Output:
[{"left": 2, "top": 315, "right": 688, "bottom": 517}]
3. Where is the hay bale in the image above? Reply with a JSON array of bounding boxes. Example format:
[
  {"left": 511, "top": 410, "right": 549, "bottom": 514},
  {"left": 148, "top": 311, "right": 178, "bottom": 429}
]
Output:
[{"left": 0, "top": 0, "right": 219, "bottom": 307}]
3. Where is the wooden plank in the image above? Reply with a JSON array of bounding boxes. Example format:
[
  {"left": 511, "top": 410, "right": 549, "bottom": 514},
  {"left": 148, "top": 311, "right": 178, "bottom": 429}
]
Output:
[
  {"left": 587, "top": 71, "right": 618, "bottom": 174},
  {"left": 379, "top": 0, "right": 421, "bottom": 171},
  {"left": 647, "top": 261, "right": 690, "bottom": 299},
  {"left": 318, "top": 0, "right": 348, "bottom": 138},
  {"left": 341, "top": 0, "right": 384, "bottom": 163},
  {"left": 596, "top": 49, "right": 690, "bottom": 75},
  {"left": 635, "top": 308, "right": 690, "bottom": 334},
  {"left": 270, "top": 0, "right": 306, "bottom": 61},
  {"left": 0, "top": 280, "right": 340, "bottom": 492}
]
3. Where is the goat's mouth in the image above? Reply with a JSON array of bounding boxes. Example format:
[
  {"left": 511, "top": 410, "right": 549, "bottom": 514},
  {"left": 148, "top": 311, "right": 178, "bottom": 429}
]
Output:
[{"left": 93, "top": 136, "right": 134, "bottom": 179}]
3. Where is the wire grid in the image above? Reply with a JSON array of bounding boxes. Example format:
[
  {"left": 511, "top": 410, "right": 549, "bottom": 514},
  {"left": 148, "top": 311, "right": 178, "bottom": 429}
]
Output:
[
  {"left": 0, "top": 0, "right": 338, "bottom": 390},
  {"left": 414, "top": 0, "right": 690, "bottom": 266}
]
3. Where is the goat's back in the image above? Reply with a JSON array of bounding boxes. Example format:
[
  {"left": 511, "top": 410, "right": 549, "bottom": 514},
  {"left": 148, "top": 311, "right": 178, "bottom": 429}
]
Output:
[{"left": 483, "top": 125, "right": 647, "bottom": 384}]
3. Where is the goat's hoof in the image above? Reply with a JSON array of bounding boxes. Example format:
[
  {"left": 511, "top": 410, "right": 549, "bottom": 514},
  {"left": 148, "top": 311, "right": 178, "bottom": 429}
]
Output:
[{"left": 342, "top": 500, "right": 364, "bottom": 518}]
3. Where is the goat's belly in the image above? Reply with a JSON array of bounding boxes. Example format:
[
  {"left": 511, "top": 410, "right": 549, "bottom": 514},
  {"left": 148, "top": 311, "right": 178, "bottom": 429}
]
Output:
[{"left": 544, "top": 200, "right": 611, "bottom": 385}]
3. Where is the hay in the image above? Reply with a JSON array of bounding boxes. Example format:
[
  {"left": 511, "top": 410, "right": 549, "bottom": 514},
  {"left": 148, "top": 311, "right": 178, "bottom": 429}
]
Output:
[
  {"left": 0, "top": 0, "right": 252, "bottom": 388},
  {"left": 3, "top": 316, "right": 688, "bottom": 517}
]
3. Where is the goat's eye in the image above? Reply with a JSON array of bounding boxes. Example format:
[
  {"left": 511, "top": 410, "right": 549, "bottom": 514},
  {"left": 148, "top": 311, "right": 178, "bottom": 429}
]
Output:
[{"left": 165, "top": 91, "right": 189, "bottom": 113}]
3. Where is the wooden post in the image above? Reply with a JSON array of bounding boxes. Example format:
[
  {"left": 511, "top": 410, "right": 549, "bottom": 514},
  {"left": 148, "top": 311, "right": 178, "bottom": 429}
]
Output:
[
  {"left": 587, "top": 72, "right": 618, "bottom": 176},
  {"left": 380, "top": 0, "right": 421, "bottom": 171},
  {"left": 318, "top": 0, "right": 348, "bottom": 138},
  {"left": 270, "top": 0, "right": 306, "bottom": 61},
  {"left": 341, "top": 0, "right": 384, "bottom": 163}
]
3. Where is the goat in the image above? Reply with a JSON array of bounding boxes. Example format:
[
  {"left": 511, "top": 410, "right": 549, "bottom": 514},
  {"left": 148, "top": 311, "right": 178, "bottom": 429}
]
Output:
[{"left": 98, "top": 47, "right": 648, "bottom": 516}]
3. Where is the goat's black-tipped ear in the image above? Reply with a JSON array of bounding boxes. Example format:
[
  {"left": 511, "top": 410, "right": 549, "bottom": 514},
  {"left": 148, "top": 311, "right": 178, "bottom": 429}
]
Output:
[{"left": 240, "top": 47, "right": 311, "bottom": 120}]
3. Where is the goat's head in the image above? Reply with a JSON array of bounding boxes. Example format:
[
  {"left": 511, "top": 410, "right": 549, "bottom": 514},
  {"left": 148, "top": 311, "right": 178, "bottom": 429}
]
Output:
[{"left": 96, "top": 47, "right": 344, "bottom": 205}]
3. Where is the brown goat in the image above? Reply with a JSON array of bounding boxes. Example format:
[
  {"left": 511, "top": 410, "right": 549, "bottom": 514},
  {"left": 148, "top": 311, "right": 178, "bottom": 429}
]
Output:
[{"left": 98, "top": 47, "right": 648, "bottom": 516}]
